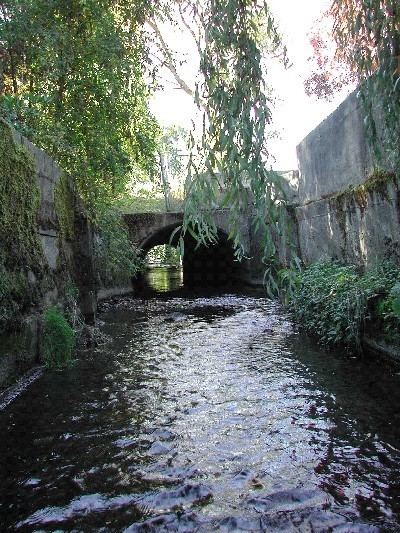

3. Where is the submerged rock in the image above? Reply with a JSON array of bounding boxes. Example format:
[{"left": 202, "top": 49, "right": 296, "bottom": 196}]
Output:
[
  {"left": 164, "top": 312, "right": 187, "bottom": 322},
  {"left": 125, "top": 511, "right": 204, "bottom": 532},
  {"left": 247, "top": 487, "right": 333, "bottom": 514},
  {"left": 136, "top": 483, "right": 213, "bottom": 514},
  {"left": 148, "top": 441, "right": 174, "bottom": 456}
]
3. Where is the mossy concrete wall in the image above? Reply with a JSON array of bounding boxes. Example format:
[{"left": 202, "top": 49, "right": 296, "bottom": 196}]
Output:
[
  {"left": 0, "top": 123, "right": 96, "bottom": 389},
  {"left": 295, "top": 90, "right": 400, "bottom": 267}
]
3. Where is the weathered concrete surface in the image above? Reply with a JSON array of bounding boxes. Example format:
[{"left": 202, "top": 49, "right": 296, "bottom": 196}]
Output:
[
  {"left": 124, "top": 209, "right": 251, "bottom": 254},
  {"left": 295, "top": 181, "right": 400, "bottom": 266},
  {"left": 125, "top": 211, "right": 184, "bottom": 250},
  {"left": 13, "top": 131, "right": 97, "bottom": 321},
  {"left": 297, "top": 90, "right": 372, "bottom": 205},
  {"left": 296, "top": 89, "right": 400, "bottom": 268},
  {"left": 0, "top": 126, "right": 96, "bottom": 389}
]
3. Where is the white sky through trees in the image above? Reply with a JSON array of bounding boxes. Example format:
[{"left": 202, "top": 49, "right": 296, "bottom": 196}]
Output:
[{"left": 150, "top": 0, "right": 352, "bottom": 170}]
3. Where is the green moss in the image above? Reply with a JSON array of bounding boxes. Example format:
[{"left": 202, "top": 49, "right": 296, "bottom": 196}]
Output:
[
  {"left": 0, "top": 270, "right": 30, "bottom": 329},
  {"left": 42, "top": 307, "right": 75, "bottom": 368},
  {"left": 55, "top": 173, "right": 75, "bottom": 242},
  {"left": 0, "top": 119, "right": 44, "bottom": 332},
  {"left": 0, "top": 119, "right": 42, "bottom": 267},
  {"left": 329, "top": 169, "right": 398, "bottom": 250}
]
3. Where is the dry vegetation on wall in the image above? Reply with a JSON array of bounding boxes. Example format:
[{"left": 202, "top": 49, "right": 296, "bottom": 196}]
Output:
[{"left": 331, "top": 170, "right": 398, "bottom": 212}]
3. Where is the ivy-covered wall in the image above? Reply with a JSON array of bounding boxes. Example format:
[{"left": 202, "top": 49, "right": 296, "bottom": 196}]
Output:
[{"left": 0, "top": 120, "right": 44, "bottom": 334}]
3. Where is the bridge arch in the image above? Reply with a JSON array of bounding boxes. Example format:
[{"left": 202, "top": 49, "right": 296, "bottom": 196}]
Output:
[{"left": 124, "top": 212, "right": 247, "bottom": 287}]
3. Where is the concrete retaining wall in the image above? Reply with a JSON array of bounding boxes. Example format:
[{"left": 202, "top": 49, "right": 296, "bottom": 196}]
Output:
[
  {"left": 0, "top": 124, "right": 96, "bottom": 389},
  {"left": 297, "top": 90, "right": 373, "bottom": 205},
  {"left": 296, "top": 89, "right": 400, "bottom": 267}
]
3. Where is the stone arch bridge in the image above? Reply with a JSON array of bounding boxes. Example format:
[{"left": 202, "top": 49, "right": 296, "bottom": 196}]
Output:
[{"left": 123, "top": 210, "right": 258, "bottom": 286}]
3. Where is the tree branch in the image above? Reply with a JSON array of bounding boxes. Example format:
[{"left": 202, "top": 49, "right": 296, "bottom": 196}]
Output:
[{"left": 147, "top": 17, "right": 194, "bottom": 97}]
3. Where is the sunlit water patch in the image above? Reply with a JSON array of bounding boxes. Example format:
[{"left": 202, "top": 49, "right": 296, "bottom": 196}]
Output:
[{"left": 0, "top": 278, "right": 400, "bottom": 531}]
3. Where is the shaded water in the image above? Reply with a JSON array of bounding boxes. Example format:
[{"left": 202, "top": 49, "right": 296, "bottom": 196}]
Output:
[{"left": 1, "top": 267, "right": 400, "bottom": 531}]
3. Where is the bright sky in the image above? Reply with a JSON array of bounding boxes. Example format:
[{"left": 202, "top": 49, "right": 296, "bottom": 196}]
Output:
[{"left": 150, "top": 0, "right": 352, "bottom": 170}]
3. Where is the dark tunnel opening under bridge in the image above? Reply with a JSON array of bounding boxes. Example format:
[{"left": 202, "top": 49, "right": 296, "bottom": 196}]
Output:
[{"left": 138, "top": 223, "right": 243, "bottom": 287}]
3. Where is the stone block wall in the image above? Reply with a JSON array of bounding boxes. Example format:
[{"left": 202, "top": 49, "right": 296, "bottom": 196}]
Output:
[{"left": 11, "top": 127, "right": 96, "bottom": 319}]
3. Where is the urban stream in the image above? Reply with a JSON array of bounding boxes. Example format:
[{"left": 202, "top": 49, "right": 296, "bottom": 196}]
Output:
[{"left": 1, "top": 267, "right": 400, "bottom": 532}]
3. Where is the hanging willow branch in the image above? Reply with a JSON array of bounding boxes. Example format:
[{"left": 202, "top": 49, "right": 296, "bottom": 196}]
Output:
[
  {"left": 331, "top": 0, "right": 400, "bottom": 171},
  {"left": 179, "top": 0, "right": 295, "bottom": 288}
]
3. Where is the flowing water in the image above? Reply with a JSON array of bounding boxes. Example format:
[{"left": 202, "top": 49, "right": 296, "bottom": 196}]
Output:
[{"left": 1, "top": 267, "right": 400, "bottom": 532}]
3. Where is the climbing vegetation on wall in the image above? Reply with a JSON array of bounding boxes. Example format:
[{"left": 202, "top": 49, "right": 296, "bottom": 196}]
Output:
[
  {"left": 0, "top": 120, "right": 41, "bottom": 268},
  {"left": 0, "top": 119, "right": 43, "bottom": 332}
]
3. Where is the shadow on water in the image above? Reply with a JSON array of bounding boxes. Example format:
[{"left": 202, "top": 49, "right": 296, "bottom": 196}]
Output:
[{"left": 0, "top": 267, "right": 400, "bottom": 531}]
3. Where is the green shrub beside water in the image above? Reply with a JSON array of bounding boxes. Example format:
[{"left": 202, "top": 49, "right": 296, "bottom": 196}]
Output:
[
  {"left": 42, "top": 308, "right": 75, "bottom": 368},
  {"left": 289, "top": 260, "right": 400, "bottom": 350},
  {"left": 95, "top": 206, "right": 145, "bottom": 288}
]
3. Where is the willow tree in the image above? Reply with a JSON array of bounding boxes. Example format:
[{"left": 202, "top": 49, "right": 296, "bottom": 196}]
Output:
[
  {"left": 1, "top": 0, "right": 297, "bottom": 287},
  {"left": 148, "top": 0, "right": 295, "bottom": 288},
  {"left": 305, "top": 2, "right": 400, "bottom": 171}
]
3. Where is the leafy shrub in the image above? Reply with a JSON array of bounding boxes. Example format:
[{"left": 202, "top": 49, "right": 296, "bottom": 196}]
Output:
[
  {"left": 289, "top": 260, "right": 400, "bottom": 350},
  {"left": 0, "top": 269, "right": 31, "bottom": 333},
  {"left": 42, "top": 308, "right": 75, "bottom": 368},
  {"left": 95, "top": 207, "right": 146, "bottom": 288},
  {"left": 375, "top": 282, "right": 400, "bottom": 343},
  {"left": 390, "top": 283, "right": 400, "bottom": 318}
]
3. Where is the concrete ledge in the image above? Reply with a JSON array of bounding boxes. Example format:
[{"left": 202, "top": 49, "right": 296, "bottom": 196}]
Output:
[
  {"left": 363, "top": 336, "right": 400, "bottom": 366},
  {"left": 295, "top": 181, "right": 400, "bottom": 267},
  {"left": 97, "top": 286, "right": 134, "bottom": 301}
]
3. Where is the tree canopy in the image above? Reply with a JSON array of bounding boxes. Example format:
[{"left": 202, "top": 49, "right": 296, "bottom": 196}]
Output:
[
  {"left": 1, "top": 0, "right": 397, "bottom": 279},
  {"left": 0, "top": 0, "right": 159, "bottom": 210}
]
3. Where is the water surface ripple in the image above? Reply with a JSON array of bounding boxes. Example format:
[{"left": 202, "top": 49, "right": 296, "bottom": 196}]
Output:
[{"left": 1, "top": 287, "right": 400, "bottom": 531}]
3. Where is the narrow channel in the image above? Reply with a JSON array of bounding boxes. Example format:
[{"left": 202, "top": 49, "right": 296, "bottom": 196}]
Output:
[{"left": 0, "top": 267, "right": 399, "bottom": 531}]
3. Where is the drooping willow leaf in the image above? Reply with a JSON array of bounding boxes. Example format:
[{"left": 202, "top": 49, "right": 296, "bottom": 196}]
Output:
[
  {"left": 181, "top": 0, "right": 298, "bottom": 290},
  {"left": 331, "top": 0, "right": 400, "bottom": 171}
]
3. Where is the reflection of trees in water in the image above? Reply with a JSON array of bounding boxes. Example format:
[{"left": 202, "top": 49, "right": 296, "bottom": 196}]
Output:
[
  {"left": 145, "top": 266, "right": 184, "bottom": 292},
  {"left": 146, "top": 245, "right": 182, "bottom": 267}
]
